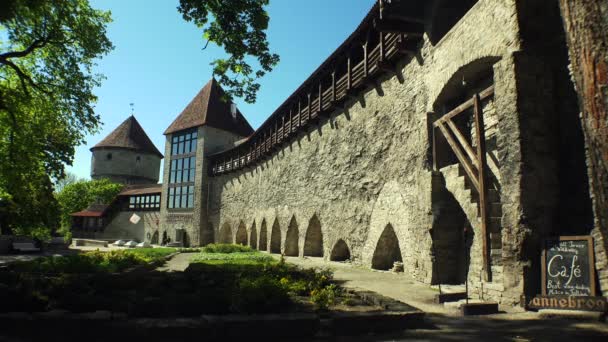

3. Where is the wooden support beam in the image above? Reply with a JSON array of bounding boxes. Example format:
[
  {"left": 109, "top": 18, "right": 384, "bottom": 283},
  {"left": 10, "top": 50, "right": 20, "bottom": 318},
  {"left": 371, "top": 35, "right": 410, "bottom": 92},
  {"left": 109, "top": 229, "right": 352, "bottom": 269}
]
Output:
[
  {"left": 380, "top": 31, "right": 385, "bottom": 61},
  {"left": 474, "top": 93, "right": 491, "bottom": 283},
  {"left": 373, "top": 18, "right": 424, "bottom": 36},
  {"left": 347, "top": 56, "right": 352, "bottom": 90},
  {"left": 434, "top": 85, "right": 494, "bottom": 126},
  {"left": 331, "top": 71, "right": 336, "bottom": 102},
  {"left": 318, "top": 82, "right": 323, "bottom": 113},
  {"left": 436, "top": 122, "right": 480, "bottom": 191},
  {"left": 383, "top": 14, "right": 426, "bottom": 24},
  {"left": 376, "top": 60, "right": 395, "bottom": 73},
  {"left": 445, "top": 118, "right": 479, "bottom": 169}
]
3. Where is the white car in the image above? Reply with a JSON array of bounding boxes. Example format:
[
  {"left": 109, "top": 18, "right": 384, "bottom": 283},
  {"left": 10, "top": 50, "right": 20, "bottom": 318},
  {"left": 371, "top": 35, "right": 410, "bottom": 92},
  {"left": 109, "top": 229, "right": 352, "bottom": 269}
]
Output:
[
  {"left": 136, "top": 241, "right": 150, "bottom": 248},
  {"left": 124, "top": 240, "right": 138, "bottom": 248},
  {"left": 113, "top": 240, "right": 126, "bottom": 246}
]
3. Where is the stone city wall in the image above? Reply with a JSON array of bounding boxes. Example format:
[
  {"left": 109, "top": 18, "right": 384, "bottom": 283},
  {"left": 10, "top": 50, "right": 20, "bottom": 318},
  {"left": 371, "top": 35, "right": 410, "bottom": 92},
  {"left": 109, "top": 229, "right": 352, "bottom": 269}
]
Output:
[{"left": 207, "top": 0, "right": 523, "bottom": 303}]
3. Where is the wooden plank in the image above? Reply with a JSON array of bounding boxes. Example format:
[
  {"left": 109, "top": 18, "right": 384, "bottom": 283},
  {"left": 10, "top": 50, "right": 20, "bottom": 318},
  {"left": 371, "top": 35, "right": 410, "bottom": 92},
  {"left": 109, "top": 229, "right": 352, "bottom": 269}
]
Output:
[
  {"left": 474, "top": 93, "right": 491, "bottom": 282},
  {"left": 436, "top": 122, "right": 480, "bottom": 191},
  {"left": 332, "top": 71, "right": 336, "bottom": 102},
  {"left": 318, "top": 83, "right": 323, "bottom": 112},
  {"left": 434, "top": 85, "right": 495, "bottom": 127},
  {"left": 363, "top": 42, "right": 368, "bottom": 78},
  {"left": 347, "top": 55, "right": 352, "bottom": 89},
  {"left": 445, "top": 118, "right": 480, "bottom": 170},
  {"left": 380, "top": 31, "right": 385, "bottom": 61}
]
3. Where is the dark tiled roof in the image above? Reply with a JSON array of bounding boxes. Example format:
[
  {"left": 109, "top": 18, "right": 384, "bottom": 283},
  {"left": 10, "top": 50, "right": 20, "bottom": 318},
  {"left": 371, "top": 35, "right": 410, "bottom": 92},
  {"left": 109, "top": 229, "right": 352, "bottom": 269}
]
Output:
[
  {"left": 91, "top": 116, "right": 163, "bottom": 158},
  {"left": 70, "top": 204, "right": 109, "bottom": 217},
  {"left": 164, "top": 78, "right": 254, "bottom": 137},
  {"left": 118, "top": 183, "right": 162, "bottom": 196}
]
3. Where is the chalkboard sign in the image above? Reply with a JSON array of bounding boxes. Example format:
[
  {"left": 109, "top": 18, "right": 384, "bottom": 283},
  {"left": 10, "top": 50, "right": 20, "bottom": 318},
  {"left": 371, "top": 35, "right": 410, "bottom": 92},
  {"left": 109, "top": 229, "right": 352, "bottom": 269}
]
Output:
[{"left": 542, "top": 236, "right": 596, "bottom": 297}]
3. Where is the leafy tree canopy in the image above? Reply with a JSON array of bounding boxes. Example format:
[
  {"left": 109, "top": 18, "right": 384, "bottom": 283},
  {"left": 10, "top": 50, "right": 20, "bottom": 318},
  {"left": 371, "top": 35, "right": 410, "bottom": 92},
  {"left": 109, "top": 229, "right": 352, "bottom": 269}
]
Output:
[
  {"left": 0, "top": 0, "right": 113, "bottom": 235},
  {"left": 55, "top": 178, "right": 123, "bottom": 238},
  {"left": 178, "top": 0, "right": 279, "bottom": 103}
]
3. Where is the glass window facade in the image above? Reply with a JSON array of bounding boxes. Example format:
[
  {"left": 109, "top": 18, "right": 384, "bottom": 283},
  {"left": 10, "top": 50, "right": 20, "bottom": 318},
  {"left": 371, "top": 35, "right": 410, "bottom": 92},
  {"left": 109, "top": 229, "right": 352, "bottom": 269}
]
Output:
[
  {"left": 170, "top": 156, "right": 196, "bottom": 183},
  {"left": 167, "top": 185, "right": 195, "bottom": 209},
  {"left": 171, "top": 129, "right": 197, "bottom": 156},
  {"left": 168, "top": 129, "right": 197, "bottom": 209},
  {"left": 128, "top": 194, "right": 161, "bottom": 210}
]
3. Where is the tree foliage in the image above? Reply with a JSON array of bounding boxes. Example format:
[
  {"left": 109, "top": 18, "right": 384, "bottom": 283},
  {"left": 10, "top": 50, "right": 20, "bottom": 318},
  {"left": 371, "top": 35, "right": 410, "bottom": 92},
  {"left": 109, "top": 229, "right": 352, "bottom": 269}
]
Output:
[
  {"left": 55, "top": 178, "right": 123, "bottom": 237},
  {"left": 178, "top": 0, "right": 279, "bottom": 103},
  {"left": 0, "top": 0, "right": 113, "bottom": 235}
]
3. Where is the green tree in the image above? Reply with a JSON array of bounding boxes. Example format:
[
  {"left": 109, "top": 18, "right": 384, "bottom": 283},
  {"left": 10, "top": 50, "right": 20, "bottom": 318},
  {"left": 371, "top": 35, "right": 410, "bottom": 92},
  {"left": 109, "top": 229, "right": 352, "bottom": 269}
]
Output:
[
  {"left": 54, "top": 171, "right": 84, "bottom": 193},
  {"left": 0, "top": 0, "right": 113, "bottom": 235},
  {"left": 55, "top": 178, "right": 123, "bottom": 238},
  {"left": 178, "top": 0, "right": 279, "bottom": 103}
]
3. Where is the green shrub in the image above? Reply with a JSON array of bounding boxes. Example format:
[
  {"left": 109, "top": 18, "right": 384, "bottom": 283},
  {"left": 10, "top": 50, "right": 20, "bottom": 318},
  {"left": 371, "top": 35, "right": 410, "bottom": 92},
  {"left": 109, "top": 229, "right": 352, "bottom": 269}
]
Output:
[
  {"left": 201, "top": 243, "right": 253, "bottom": 254},
  {"left": 190, "top": 252, "right": 274, "bottom": 264},
  {"left": 233, "top": 276, "right": 291, "bottom": 313},
  {"left": 9, "top": 248, "right": 176, "bottom": 274},
  {"left": 310, "top": 284, "right": 340, "bottom": 311}
]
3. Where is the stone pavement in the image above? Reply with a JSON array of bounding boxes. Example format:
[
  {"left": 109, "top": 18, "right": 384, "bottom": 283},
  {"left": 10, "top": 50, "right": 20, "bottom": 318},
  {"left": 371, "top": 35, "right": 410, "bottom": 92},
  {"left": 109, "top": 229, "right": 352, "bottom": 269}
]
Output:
[{"left": 149, "top": 252, "right": 608, "bottom": 341}]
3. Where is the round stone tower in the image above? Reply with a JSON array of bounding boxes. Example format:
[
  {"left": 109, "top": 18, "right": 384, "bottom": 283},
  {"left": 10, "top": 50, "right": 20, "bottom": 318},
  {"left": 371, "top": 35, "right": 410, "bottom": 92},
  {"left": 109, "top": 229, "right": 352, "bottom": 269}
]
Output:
[{"left": 90, "top": 115, "right": 163, "bottom": 184}]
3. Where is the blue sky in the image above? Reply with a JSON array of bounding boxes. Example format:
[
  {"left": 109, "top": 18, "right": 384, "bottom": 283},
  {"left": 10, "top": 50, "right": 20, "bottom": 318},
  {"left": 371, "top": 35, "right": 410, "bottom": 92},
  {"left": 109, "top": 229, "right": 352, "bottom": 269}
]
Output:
[{"left": 68, "top": 0, "right": 374, "bottom": 180}]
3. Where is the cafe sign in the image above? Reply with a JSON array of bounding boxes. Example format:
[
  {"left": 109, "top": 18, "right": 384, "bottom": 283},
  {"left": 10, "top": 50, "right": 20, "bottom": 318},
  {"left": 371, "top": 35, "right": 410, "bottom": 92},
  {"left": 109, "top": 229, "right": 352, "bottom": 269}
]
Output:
[{"left": 541, "top": 235, "right": 596, "bottom": 297}]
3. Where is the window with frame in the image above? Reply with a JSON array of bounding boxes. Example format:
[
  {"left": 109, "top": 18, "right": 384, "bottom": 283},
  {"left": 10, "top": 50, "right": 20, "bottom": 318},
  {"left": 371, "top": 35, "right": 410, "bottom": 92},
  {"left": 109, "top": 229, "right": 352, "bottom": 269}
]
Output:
[
  {"left": 167, "top": 185, "right": 195, "bottom": 209},
  {"left": 171, "top": 129, "right": 197, "bottom": 156},
  {"left": 170, "top": 156, "right": 196, "bottom": 183},
  {"left": 169, "top": 129, "right": 197, "bottom": 209},
  {"left": 128, "top": 194, "right": 161, "bottom": 210}
]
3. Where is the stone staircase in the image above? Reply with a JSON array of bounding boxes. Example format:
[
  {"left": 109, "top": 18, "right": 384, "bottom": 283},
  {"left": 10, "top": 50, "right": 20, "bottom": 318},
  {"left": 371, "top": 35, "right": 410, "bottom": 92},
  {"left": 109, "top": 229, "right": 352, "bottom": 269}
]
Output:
[{"left": 440, "top": 163, "right": 504, "bottom": 299}]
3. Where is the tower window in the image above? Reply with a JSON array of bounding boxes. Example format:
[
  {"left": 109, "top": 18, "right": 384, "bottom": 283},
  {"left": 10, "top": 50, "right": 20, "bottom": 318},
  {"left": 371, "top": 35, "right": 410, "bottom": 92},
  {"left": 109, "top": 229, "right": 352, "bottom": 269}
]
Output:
[
  {"left": 136, "top": 156, "right": 141, "bottom": 162},
  {"left": 106, "top": 153, "right": 112, "bottom": 160}
]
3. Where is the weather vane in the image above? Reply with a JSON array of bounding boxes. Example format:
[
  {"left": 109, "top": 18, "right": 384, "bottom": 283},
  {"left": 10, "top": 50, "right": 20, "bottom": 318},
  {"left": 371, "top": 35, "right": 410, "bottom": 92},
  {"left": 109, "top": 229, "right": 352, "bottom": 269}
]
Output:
[{"left": 129, "top": 102, "right": 135, "bottom": 115}]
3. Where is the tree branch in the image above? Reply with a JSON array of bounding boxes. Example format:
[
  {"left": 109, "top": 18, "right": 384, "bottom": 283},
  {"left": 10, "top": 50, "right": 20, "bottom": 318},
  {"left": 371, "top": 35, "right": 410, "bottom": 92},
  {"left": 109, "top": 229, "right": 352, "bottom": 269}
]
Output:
[{"left": 0, "top": 38, "right": 47, "bottom": 60}]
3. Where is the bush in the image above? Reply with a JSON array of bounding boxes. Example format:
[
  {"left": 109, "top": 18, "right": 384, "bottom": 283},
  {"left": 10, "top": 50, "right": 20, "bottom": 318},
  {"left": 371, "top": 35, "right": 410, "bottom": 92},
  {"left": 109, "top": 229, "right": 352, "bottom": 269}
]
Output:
[
  {"left": 310, "top": 284, "right": 341, "bottom": 311},
  {"left": 233, "top": 276, "right": 291, "bottom": 313},
  {"left": 9, "top": 248, "right": 176, "bottom": 274},
  {"left": 201, "top": 243, "right": 253, "bottom": 254},
  {"left": 190, "top": 252, "right": 274, "bottom": 264}
]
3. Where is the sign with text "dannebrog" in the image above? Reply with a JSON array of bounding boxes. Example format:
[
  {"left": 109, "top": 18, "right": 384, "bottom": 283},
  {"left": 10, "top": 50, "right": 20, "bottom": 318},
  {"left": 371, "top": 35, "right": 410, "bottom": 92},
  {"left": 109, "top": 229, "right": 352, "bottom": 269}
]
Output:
[{"left": 541, "top": 236, "right": 596, "bottom": 297}]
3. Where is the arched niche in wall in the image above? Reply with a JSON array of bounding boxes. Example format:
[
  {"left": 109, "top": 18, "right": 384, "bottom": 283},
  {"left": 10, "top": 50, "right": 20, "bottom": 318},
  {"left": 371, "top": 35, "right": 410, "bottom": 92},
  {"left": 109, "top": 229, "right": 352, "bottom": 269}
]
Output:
[
  {"left": 284, "top": 216, "right": 299, "bottom": 257},
  {"left": 371, "top": 224, "right": 403, "bottom": 270},
  {"left": 330, "top": 239, "right": 351, "bottom": 262},
  {"left": 235, "top": 221, "right": 247, "bottom": 245},
  {"left": 249, "top": 221, "right": 258, "bottom": 249},
  {"left": 219, "top": 222, "right": 233, "bottom": 244},
  {"left": 270, "top": 219, "right": 281, "bottom": 254},
  {"left": 259, "top": 219, "right": 268, "bottom": 251},
  {"left": 303, "top": 214, "right": 323, "bottom": 257}
]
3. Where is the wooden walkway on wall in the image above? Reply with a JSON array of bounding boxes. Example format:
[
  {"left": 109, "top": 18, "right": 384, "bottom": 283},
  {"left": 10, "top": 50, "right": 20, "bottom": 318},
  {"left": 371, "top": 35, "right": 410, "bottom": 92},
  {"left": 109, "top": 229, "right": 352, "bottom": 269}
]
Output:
[{"left": 209, "top": 30, "right": 419, "bottom": 176}]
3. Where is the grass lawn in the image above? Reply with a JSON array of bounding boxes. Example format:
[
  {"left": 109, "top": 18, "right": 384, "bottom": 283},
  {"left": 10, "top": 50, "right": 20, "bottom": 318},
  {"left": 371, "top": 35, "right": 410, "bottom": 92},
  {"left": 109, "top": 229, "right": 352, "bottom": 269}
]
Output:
[{"left": 0, "top": 244, "right": 341, "bottom": 316}]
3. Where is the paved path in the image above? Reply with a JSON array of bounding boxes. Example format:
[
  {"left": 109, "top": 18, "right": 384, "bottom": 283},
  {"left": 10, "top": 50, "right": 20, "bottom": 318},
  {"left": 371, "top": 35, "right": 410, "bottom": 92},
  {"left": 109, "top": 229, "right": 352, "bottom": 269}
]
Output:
[{"left": 157, "top": 252, "right": 608, "bottom": 341}]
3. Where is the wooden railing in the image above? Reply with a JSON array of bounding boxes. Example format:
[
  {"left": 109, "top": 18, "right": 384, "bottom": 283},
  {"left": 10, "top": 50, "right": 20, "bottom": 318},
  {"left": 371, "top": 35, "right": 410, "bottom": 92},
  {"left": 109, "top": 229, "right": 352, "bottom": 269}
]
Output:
[
  {"left": 432, "top": 84, "right": 494, "bottom": 282},
  {"left": 210, "top": 32, "right": 409, "bottom": 175}
]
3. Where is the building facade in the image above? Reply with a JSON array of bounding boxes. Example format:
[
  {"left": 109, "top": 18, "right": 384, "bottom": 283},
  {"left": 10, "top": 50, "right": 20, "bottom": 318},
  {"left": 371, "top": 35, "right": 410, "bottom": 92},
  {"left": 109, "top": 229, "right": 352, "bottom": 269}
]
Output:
[{"left": 75, "top": 0, "right": 607, "bottom": 307}]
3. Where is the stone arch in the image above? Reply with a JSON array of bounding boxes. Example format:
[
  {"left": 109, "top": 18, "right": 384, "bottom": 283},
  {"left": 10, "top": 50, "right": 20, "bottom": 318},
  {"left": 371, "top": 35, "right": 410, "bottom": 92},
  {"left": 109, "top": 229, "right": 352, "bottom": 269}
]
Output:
[
  {"left": 330, "top": 239, "right": 351, "bottom": 261},
  {"left": 303, "top": 214, "right": 323, "bottom": 257},
  {"left": 284, "top": 216, "right": 299, "bottom": 256},
  {"left": 270, "top": 219, "right": 281, "bottom": 253},
  {"left": 363, "top": 180, "right": 421, "bottom": 274},
  {"left": 219, "top": 222, "right": 232, "bottom": 243},
  {"left": 151, "top": 231, "right": 159, "bottom": 245},
  {"left": 162, "top": 231, "right": 168, "bottom": 245},
  {"left": 235, "top": 221, "right": 247, "bottom": 245},
  {"left": 371, "top": 224, "right": 403, "bottom": 270},
  {"left": 259, "top": 219, "right": 268, "bottom": 251},
  {"left": 432, "top": 56, "right": 499, "bottom": 112},
  {"left": 249, "top": 221, "right": 258, "bottom": 249}
]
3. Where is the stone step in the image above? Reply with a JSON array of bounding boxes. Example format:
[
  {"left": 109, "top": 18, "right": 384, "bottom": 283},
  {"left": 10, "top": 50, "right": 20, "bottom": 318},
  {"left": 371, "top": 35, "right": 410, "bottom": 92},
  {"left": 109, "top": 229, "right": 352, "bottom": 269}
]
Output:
[
  {"left": 474, "top": 202, "right": 502, "bottom": 217},
  {"left": 490, "top": 232, "right": 502, "bottom": 249},
  {"left": 469, "top": 189, "right": 500, "bottom": 204},
  {"left": 490, "top": 248, "right": 503, "bottom": 266}
]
